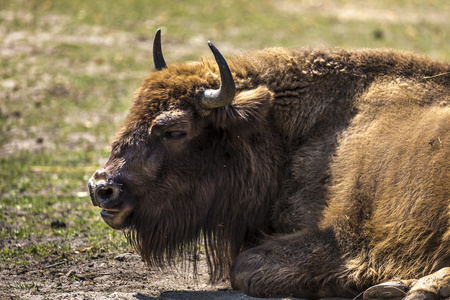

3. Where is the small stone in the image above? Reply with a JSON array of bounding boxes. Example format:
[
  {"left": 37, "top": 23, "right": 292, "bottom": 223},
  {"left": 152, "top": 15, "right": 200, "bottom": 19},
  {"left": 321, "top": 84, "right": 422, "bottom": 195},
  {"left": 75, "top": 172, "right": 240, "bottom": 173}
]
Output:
[{"left": 51, "top": 219, "right": 66, "bottom": 229}]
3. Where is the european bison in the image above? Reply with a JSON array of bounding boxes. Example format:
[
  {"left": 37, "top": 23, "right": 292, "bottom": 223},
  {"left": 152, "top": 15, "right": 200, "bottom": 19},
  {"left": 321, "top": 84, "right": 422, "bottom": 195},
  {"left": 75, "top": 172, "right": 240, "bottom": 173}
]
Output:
[{"left": 89, "top": 30, "right": 450, "bottom": 299}]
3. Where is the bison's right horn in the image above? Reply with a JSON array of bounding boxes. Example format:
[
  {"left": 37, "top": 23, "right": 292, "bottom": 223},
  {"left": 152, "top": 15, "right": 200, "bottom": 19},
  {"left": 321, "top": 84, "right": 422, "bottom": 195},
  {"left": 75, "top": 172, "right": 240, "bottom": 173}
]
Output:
[
  {"left": 201, "top": 42, "right": 236, "bottom": 109},
  {"left": 153, "top": 29, "right": 167, "bottom": 71}
]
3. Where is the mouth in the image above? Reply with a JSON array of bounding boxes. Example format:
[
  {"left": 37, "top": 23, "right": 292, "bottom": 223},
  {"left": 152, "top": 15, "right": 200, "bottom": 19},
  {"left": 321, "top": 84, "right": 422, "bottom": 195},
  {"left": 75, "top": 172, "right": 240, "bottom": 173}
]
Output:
[
  {"left": 100, "top": 208, "right": 121, "bottom": 217},
  {"left": 98, "top": 202, "right": 134, "bottom": 230}
]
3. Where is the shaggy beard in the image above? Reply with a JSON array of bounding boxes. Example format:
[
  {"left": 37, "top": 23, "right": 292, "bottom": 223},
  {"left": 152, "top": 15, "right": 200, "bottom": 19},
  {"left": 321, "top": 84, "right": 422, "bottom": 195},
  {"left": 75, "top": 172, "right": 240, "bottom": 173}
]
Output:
[
  {"left": 121, "top": 141, "right": 275, "bottom": 282},
  {"left": 124, "top": 201, "right": 236, "bottom": 282}
]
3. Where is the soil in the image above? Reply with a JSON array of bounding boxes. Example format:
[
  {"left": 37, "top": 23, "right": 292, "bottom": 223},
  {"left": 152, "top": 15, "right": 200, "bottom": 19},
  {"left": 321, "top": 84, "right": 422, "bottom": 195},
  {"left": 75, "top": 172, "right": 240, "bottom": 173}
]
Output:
[
  {"left": 2, "top": 237, "right": 332, "bottom": 300},
  {"left": 0, "top": 236, "right": 262, "bottom": 300}
]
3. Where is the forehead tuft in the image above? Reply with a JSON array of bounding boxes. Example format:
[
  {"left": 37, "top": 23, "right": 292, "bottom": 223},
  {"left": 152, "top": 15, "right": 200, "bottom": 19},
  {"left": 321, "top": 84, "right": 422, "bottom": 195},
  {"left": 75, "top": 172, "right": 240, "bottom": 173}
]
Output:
[
  {"left": 153, "top": 110, "right": 191, "bottom": 127},
  {"left": 113, "top": 61, "right": 215, "bottom": 143},
  {"left": 138, "top": 62, "right": 214, "bottom": 109}
]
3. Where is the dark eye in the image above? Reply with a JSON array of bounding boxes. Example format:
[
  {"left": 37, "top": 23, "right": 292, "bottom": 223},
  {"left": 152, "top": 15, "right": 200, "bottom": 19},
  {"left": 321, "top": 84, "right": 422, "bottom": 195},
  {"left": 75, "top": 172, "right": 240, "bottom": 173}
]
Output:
[{"left": 163, "top": 131, "right": 187, "bottom": 140}]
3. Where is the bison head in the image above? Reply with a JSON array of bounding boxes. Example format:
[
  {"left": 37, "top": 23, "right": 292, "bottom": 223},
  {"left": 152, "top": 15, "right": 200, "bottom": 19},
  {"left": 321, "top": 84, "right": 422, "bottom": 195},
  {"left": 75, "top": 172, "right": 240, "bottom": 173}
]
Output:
[{"left": 88, "top": 30, "right": 278, "bottom": 278}]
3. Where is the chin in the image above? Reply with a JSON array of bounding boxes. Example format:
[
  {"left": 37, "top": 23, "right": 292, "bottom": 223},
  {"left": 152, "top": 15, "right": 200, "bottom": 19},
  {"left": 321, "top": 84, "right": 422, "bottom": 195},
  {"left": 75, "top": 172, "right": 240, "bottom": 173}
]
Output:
[{"left": 99, "top": 205, "right": 133, "bottom": 230}]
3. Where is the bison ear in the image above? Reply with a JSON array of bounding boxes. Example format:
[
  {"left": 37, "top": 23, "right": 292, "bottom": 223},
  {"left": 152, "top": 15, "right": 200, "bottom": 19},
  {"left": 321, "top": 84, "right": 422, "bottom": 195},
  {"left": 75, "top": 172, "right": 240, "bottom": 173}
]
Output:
[{"left": 212, "top": 85, "right": 273, "bottom": 131}]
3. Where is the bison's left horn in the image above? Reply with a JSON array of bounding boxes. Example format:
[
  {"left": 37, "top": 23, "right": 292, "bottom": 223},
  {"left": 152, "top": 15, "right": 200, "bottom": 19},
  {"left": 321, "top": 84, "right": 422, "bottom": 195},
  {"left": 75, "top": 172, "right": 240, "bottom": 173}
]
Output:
[
  {"left": 153, "top": 29, "right": 167, "bottom": 71},
  {"left": 202, "top": 41, "right": 236, "bottom": 108}
]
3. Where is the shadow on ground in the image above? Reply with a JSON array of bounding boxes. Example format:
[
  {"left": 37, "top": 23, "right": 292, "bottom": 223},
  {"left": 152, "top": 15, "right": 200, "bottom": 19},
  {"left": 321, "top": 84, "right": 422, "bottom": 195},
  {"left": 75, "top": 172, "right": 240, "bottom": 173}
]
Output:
[{"left": 136, "top": 290, "right": 354, "bottom": 300}]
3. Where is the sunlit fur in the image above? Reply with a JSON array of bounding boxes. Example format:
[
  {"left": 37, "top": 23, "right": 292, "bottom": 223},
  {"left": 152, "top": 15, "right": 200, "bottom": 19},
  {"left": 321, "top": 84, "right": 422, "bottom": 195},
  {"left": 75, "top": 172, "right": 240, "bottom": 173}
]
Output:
[{"left": 101, "top": 46, "right": 449, "bottom": 297}]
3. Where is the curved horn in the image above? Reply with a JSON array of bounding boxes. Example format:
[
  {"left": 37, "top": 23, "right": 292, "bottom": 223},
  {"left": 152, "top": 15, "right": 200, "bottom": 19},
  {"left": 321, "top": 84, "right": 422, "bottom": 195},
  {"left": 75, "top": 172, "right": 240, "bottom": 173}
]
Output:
[
  {"left": 153, "top": 29, "right": 167, "bottom": 71},
  {"left": 202, "top": 41, "right": 236, "bottom": 109}
]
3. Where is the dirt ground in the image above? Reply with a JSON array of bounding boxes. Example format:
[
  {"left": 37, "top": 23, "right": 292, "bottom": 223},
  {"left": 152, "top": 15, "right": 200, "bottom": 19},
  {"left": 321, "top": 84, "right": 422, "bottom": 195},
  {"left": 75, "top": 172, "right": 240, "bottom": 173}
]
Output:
[
  {"left": 1, "top": 236, "right": 359, "bottom": 300},
  {"left": 0, "top": 236, "right": 240, "bottom": 299},
  {"left": 1, "top": 235, "right": 312, "bottom": 300}
]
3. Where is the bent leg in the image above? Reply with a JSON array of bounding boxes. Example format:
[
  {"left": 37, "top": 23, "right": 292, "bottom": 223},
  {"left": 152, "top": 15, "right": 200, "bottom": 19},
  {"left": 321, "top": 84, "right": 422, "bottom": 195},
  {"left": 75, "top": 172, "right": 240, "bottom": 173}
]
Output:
[
  {"left": 363, "top": 268, "right": 450, "bottom": 300},
  {"left": 405, "top": 268, "right": 450, "bottom": 300},
  {"left": 230, "top": 228, "right": 358, "bottom": 298}
]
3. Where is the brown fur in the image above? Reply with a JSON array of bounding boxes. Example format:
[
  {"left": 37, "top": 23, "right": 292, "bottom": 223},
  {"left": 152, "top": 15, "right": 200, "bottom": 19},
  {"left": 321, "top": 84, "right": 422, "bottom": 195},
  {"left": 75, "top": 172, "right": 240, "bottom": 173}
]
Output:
[{"left": 90, "top": 45, "right": 449, "bottom": 298}]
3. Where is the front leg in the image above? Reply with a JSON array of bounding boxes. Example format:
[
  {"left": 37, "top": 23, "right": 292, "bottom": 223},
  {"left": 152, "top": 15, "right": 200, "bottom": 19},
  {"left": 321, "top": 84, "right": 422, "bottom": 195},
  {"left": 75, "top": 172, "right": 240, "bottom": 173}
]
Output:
[
  {"left": 405, "top": 268, "right": 450, "bottom": 300},
  {"left": 230, "top": 229, "right": 358, "bottom": 299},
  {"left": 363, "top": 268, "right": 450, "bottom": 300}
]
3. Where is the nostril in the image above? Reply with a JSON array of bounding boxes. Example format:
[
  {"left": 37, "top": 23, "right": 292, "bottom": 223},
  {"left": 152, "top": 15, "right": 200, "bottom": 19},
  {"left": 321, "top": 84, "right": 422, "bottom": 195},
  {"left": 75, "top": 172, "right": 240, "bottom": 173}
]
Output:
[
  {"left": 98, "top": 187, "right": 114, "bottom": 201},
  {"left": 95, "top": 183, "right": 121, "bottom": 205}
]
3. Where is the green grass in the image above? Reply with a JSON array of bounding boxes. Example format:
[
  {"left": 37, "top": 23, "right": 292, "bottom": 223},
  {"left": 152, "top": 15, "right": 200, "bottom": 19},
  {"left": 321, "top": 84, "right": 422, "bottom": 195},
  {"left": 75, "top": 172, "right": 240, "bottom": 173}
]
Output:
[
  {"left": 0, "top": 150, "right": 129, "bottom": 262},
  {"left": 0, "top": 0, "right": 449, "bottom": 269}
]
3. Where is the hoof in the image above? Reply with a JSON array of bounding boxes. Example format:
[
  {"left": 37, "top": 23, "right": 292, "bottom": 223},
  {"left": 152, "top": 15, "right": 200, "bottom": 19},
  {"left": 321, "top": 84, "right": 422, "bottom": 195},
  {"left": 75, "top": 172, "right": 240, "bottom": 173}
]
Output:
[{"left": 363, "top": 281, "right": 408, "bottom": 299}]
